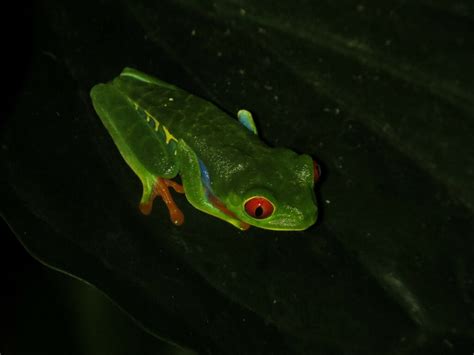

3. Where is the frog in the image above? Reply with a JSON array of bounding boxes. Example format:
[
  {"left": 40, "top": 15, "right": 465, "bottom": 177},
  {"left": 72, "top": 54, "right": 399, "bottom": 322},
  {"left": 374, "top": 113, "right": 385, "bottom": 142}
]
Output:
[{"left": 90, "top": 67, "right": 320, "bottom": 231}]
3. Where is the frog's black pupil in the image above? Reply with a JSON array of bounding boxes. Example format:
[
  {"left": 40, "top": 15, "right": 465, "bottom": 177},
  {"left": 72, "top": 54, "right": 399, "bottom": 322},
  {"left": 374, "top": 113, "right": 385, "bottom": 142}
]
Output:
[{"left": 255, "top": 206, "right": 263, "bottom": 218}]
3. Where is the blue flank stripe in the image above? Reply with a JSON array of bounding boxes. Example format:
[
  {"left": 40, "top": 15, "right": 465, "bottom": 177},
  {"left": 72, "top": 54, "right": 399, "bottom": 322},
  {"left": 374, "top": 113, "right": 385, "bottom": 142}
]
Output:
[{"left": 198, "top": 158, "right": 212, "bottom": 197}]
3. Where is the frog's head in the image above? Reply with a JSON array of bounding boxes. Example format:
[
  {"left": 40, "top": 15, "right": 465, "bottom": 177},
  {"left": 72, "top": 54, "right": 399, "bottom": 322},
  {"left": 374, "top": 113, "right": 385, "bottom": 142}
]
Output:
[{"left": 216, "top": 148, "right": 320, "bottom": 231}]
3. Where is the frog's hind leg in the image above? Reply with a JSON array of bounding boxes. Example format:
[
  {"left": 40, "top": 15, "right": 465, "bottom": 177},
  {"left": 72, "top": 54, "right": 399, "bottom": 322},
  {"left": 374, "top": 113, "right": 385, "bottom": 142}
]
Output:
[
  {"left": 91, "top": 81, "right": 183, "bottom": 226},
  {"left": 139, "top": 177, "right": 185, "bottom": 226}
]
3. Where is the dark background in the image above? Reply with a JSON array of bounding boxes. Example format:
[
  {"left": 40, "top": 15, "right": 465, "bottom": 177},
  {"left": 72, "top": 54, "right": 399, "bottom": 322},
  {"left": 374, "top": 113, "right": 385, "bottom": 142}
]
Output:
[{"left": 1, "top": 1, "right": 473, "bottom": 354}]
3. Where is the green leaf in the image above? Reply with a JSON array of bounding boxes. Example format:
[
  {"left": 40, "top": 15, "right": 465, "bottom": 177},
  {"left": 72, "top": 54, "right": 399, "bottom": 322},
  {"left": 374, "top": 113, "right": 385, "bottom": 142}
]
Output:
[{"left": 1, "top": 0, "right": 473, "bottom": 353}]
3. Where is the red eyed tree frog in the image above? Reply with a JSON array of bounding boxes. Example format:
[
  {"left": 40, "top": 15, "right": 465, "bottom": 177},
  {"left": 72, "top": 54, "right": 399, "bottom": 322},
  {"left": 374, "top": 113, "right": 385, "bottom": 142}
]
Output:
[{"left": 90, "top": 68, "right": 320, "bottom": 231}]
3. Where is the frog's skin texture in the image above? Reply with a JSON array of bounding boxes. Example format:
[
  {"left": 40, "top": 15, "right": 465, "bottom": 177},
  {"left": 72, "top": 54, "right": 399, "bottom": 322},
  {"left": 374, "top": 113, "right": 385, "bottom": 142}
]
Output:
[{"left": 90, "top": 68, "right": 319, "bottom": 231}]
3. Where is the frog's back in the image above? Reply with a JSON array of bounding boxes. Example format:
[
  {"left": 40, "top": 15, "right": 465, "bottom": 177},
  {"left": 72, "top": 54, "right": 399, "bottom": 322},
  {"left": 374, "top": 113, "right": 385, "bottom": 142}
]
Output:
[{"left": 113, "top": 68, "right": 268, "bottom": 164}]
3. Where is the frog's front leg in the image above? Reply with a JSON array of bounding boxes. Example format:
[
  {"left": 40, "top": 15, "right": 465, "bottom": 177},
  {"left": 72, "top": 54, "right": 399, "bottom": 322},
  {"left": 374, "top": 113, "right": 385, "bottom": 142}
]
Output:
[{"left": 139, "top": 177, "right": 185, "bottom": 226}]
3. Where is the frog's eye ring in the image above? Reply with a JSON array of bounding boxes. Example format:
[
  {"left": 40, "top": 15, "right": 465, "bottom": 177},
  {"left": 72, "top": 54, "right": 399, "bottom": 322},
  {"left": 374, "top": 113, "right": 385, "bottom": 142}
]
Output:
[
  {"left": 244, "top": 197, "right": 274, "bottom": 219},
  {"left": 313, "top": 160, "right": 321, "bottom": 183}
]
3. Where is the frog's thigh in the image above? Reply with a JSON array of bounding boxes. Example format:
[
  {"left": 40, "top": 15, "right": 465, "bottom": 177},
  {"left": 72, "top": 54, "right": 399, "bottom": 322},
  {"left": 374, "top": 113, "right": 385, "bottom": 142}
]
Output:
[{"left": 91, "top": 84, "right": 179, "bottom": 208}]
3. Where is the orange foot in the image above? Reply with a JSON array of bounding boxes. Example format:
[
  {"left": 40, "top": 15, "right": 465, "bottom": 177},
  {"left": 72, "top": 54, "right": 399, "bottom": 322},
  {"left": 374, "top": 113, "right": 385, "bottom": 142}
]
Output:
[{"left": 139, "top": 177, "right": 185, "bottom": 226}]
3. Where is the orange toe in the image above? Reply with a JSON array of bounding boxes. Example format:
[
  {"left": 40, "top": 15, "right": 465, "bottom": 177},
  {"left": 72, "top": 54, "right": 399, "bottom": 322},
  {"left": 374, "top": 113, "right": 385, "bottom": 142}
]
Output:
[
  {"left": 140, "top": 177, "right": 185, "bottom": 226},
  {"left": 164, "top": 179, "right": 184, "bottom": 194}
]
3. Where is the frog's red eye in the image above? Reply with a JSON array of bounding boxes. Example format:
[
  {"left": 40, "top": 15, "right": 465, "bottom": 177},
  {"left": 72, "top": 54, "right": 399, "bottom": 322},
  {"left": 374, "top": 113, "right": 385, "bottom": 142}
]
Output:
[
  {"left": 244, "top": 197, "right": 274, "bottom": 219},
  {"left": 313, "top": 160, "right": 321, "bottom": 183}
]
